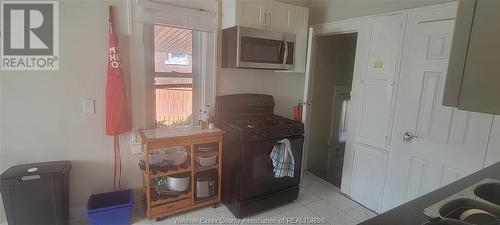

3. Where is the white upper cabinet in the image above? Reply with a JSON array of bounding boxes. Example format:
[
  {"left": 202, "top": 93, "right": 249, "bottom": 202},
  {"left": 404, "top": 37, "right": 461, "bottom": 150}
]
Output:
[
  {"left": 234, "top": 0, "right": 267, "bottom": 29},
  {"left": 267, "top": 1, "right": 294, "bottom": 33},
  {"left": 222, "top": 0, "right": 301, "bottom": 33},
  {"left": 443, "top": 0, "right": 500, "bottom": 115},
  {"left": 289, "top": 5, "right": 308, "bottom": 73}
]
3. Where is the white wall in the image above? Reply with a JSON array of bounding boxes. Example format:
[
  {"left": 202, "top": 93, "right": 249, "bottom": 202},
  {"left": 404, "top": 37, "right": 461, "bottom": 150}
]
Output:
[
  {"left": 0, "top": 0, "right": 221, "bottom": 223},
  {"left": 309, "top": 0, "right": 451, "bottom": 25},
  {"left": 218, "top": 69, "right": 305, "bottom": 118},
  {"left": 0, "top": 0, "right": 139, "bottom": 222}
]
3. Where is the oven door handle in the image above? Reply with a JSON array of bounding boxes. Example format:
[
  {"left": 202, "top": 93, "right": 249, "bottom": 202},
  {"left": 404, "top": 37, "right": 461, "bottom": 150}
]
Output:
[{"left": 281, "top": 35, "right": 288, "bottom": 69}]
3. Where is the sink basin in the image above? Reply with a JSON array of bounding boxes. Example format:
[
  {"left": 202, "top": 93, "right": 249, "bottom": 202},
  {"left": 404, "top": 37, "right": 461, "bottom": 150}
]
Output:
[
  {"left": 424, "top": 179, "right": 500, "bottom": 219},
  {"left": 475, "top": 182, "right": 500, "bottom": 206},
  {"left": 439, "top": 198, "right": 500, "bottom": 219}
]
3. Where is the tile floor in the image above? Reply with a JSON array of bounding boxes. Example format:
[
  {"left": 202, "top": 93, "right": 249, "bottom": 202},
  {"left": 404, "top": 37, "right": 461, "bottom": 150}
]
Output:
[{"left": 74, "top": 172, "right": 376, "bottom": 225}]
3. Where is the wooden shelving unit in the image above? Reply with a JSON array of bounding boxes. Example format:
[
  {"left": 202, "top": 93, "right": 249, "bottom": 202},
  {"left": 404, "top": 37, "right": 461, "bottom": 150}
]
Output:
[
  {"left": 144, "top": 165, "right": 192, "bottom": 179},
  {"left": 195, "top": 165, "right": 219, "bottom": 173},
  {"left": 138, "top": 126, "right": 224, "bottom": 220}
]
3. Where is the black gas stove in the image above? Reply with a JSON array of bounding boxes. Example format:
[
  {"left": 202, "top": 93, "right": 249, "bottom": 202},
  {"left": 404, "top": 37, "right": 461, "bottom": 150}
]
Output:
[
  {"left": 217, "top": 114, "right": 304, "bottom": 143},
  {"left": 215, "top": 94, "right": 304, "bottom": 218}
]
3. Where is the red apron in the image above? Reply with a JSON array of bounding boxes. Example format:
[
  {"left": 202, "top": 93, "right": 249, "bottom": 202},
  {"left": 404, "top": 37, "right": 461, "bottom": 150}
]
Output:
[{"left": 106, "top": 5, "right": 131, "bottom": 190}]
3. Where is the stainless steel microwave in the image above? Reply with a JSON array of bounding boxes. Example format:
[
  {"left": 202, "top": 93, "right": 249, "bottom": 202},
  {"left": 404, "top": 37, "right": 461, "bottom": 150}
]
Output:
[{"left": 222, "top": 26, "right": 296, "bottom": 70}]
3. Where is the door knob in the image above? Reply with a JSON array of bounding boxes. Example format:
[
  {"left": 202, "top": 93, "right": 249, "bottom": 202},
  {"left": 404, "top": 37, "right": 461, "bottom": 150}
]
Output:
[{"left": 403, "top": 131, "right": 419, "bottom": 143}]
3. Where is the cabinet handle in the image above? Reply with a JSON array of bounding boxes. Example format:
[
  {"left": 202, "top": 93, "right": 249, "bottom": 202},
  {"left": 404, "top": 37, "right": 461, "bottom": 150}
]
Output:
[
  {"left": 269, "top": 13, "right": 272, "bottom": 28},
  {"left": 264, "top": 13, "right": 268, "bottom": 28},
  {"left": 282, "top": 35, "right": 288, "bottom": 69},
  {"left": 21, "top": 175, "right": 41, "bottom": 181}
]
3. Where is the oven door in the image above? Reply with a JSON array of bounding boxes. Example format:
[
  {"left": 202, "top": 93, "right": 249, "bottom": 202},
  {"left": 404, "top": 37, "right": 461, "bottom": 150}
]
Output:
[
  {"left": 237, "top": 27, "right": 295, "bottom": 70},
  {"left": 239, "top": 135, "right": 303, "bottom": 201}
]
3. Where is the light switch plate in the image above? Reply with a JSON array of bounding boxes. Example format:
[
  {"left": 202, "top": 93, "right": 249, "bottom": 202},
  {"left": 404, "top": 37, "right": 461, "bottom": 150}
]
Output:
[{"left": 83, "top": 99, "right": 95, "bottom": 114}]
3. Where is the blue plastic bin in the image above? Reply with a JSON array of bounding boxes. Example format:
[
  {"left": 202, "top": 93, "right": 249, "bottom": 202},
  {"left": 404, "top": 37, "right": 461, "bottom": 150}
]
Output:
[{"left": 87, "top": 189, "right": 134, "bottom": 225}]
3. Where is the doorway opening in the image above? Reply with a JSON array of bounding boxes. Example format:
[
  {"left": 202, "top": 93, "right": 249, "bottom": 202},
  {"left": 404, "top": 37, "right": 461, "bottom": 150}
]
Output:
[{"left": 306, "top": 33, "right": 358, "bottom": 188}]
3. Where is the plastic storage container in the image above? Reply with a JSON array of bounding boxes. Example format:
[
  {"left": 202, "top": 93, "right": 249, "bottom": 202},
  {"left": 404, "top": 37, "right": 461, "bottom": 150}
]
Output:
[
  {"left": 87, "top": 189, "right": 134, "bottom": 225},
  {"left": 0, "top": 161, "right": 71, "bottom": 225}
]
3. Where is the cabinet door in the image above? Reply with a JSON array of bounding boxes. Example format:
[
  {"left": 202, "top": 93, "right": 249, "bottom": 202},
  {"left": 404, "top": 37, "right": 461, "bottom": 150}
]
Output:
[
  {"left": 457, "top": 0, "right": 500, "bottom": 114},
  {"left": 236, "top": 0, "right": 267, "bottom": 29},
  {"left": 267, "top": 1, "right": 294, "bottom": 33},
  {"left": 356, "top": 15, "right": 405, "bottom": 150},
  {"left": 290, "top": 6, "right": 309, "bottom": 73},
  {"left": 350, "top": 143, "right": 388, "bottom": 212},
  {"left": 442, "top": 0, "right": 475, "bottom": 107}
]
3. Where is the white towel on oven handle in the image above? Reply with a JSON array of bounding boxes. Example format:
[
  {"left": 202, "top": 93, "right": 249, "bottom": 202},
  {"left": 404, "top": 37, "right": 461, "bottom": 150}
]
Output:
[{"left": 270, "top": 139, "right": 295, "bottom": 178}]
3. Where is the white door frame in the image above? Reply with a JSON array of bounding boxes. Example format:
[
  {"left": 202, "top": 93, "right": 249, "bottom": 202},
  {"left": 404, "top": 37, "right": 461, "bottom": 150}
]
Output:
[
  {"left": 301, "top": 27, "right": 315, "bottom": 175},
  {"left": 302, "top": 1, "right": 460, "bottom": 197},
  {"left": 304, "top": 18, "right": 368, "bottom": 196}
]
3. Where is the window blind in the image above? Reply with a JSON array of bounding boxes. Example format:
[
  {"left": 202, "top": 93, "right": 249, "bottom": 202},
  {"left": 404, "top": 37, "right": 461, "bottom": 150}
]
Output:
[{"left": 137, "top": 0, "right": 216, "bottom": 33}]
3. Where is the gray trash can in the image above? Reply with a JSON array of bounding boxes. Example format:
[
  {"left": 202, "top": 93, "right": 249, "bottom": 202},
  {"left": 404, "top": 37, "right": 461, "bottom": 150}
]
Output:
[{"left": 0, "top": 161, "right": 71, "bottom": 225}]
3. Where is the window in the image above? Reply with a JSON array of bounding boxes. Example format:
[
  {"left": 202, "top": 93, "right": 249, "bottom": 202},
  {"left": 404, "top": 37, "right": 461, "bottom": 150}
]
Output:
[
  {"left": 154, "top": 26, "right": 193, "bottom": 73},
  {"left": 153, "top": 25, "right": 195, "bottom": 127},
  {"left": 135, "top": 2, "right": 216, "bottom": 130},
  {"left": 338, "top": 99, "right": 350, "bottom": 144},
  {"left": 165, "top": 53, "right": 189, "bottom": 65}
]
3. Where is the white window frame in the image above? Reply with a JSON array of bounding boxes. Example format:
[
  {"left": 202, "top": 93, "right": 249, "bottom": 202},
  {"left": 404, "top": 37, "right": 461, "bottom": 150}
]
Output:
[{"left": 130, "top": 1, "right": 217, "bottom": 130}]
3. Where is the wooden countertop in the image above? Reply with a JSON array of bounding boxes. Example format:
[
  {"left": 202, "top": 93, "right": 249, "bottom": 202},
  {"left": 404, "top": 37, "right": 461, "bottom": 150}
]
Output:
[{"left": 139, "top": 126, "right": 224, "bottom": 143}]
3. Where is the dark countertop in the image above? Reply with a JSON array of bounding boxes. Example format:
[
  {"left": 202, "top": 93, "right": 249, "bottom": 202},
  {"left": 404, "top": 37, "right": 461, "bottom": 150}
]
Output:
[{"left": 359, "top": 162, "right": 500, "bottom": 225}]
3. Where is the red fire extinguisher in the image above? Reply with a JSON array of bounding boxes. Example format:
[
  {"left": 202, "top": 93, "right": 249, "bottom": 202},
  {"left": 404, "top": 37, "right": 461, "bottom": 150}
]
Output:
[{"left": 293, "top": 102, "right": 303, "bottom": 122}]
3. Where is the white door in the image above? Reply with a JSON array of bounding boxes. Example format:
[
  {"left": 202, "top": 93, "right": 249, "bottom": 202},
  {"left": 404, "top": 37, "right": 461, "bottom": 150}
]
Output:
[
  {"left": 382, "top": 5, "right": 494, "bottom": 211},
  {"left": 351, "top": 144, "right": 388, "bottom": 211},
  {"left": 236, "top": 0, "right": 267, "bottom": 29},
  {"left": 485, "top": 116, "right": 500, "bottom": 167},
  {"left": 267, "top": 1, "right": 294, "bottom": 32},
  {"left": 349, "top": 14, "right": 405, "bottom": 213},
  {"left": 356, "top": 14, "right": 405, "bottom": 150}
]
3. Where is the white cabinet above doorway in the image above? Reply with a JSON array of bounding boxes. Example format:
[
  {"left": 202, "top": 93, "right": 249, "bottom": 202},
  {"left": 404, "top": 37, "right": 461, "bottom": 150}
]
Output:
[{"left": 222, "top": 0, "right": 295, "bottom": 33}]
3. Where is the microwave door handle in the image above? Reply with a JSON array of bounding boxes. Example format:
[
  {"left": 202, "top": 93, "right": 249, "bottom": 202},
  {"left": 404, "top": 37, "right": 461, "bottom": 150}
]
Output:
[{"left": 281, "top": 35, "right": 288, "bottom": 69}]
